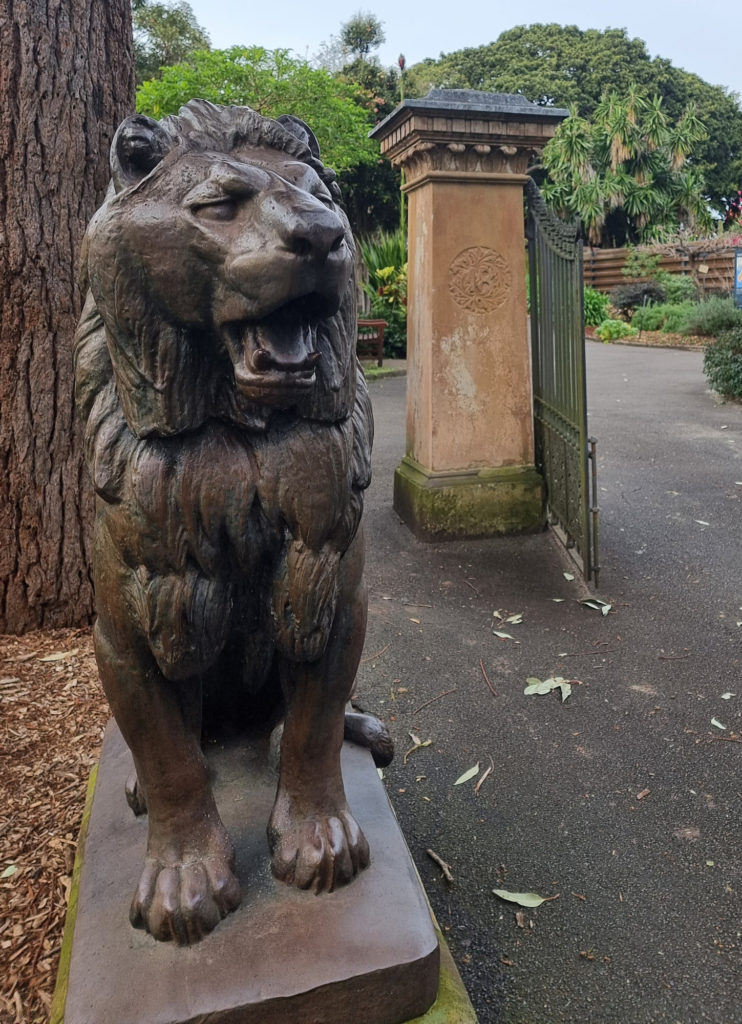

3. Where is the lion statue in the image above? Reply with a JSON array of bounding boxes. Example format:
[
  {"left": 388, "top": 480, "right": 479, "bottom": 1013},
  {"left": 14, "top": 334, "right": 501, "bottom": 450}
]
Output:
[{"left": 74, "top": 100, "right": 392, "bottom": 945}]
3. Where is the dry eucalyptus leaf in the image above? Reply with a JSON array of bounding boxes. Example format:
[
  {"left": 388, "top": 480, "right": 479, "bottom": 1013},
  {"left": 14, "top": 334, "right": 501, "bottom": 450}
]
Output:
[
  {"left": 493, "top": 888, "right": 550, "bottom": 908},
  {"left": 454, "top": 763, "right": 480, "bottom": 786},
  {"left": 38, "top": 648, "right": 79, "bottom": 662}
]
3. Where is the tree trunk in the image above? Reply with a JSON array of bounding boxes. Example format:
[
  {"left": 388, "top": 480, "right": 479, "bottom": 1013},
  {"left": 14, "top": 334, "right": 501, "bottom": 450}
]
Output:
[{"left": 0, "top": 0, "right": 135, "bottom": 633}]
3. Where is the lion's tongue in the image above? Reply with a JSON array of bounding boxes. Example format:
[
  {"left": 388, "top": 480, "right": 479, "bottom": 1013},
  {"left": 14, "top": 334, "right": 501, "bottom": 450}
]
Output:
[{"left": 244, "top": 320, "right": 317, "bottom": 374}]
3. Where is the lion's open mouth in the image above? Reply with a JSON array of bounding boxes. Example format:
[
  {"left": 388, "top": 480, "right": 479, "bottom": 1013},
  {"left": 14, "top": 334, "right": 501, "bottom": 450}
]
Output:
[{"left": 221, "top": 297, "right": 328, "bottom": 402}]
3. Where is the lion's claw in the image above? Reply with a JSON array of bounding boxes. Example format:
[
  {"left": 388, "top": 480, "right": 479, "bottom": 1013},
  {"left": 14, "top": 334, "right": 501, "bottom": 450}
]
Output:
[
  {"left": 270, "top": 806, "right": 369, "bottom": 894},
  {"left": 129, "top": 832, "right": 241, "bottom": 944}
]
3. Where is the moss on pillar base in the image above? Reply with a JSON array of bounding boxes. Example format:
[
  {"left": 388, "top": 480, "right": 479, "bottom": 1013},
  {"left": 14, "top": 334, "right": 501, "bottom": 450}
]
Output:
[
  {"left": 407, "top": 925, "right": 478, "bottom": 1022},
  {"left": 394, "top": 456, "right": 545, "bottom": 541}
]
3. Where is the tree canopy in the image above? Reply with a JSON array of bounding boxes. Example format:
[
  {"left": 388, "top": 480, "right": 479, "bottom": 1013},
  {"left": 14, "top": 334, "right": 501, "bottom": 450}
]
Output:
[
  {"left": 340, "top": 11, "right": 385, "bottom": 60},
  {"left": 541, "top": 90, "right": 712, "bottom": 246},
  {"left": 136, "top": 46, "right": 377, "bottom": 173},
  {"left": 406, "top": 23, "right": 742, "bottom": 213},
  {"left": 133, "top": 0, "right": 210, "bottom": 83}
]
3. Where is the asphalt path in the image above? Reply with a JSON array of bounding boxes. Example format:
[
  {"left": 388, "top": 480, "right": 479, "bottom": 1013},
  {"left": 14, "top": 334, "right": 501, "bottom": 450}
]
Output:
[{"left": 358, "top": 343, "right": 741, "bottom": 1024}]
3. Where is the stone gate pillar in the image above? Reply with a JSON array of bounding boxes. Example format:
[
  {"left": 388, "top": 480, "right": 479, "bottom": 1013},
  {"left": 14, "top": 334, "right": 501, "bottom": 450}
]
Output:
[{"left": 371, "top": 90, "right": 568, "bottom": 539}]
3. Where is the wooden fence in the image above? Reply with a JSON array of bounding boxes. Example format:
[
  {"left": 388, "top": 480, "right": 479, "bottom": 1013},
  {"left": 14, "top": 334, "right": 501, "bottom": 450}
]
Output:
[{"left": 583, "top": 243, "right": 736, "bottom": 295}]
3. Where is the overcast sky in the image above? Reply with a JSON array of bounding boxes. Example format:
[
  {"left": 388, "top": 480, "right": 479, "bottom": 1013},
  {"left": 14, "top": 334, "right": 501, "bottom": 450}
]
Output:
[{"left": 183, "top": 0, "right": 741, "bottom": 102}]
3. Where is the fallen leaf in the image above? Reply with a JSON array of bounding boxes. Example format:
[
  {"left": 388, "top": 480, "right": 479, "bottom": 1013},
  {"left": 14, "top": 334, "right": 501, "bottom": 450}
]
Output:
[
  {"left": 1, "top": 864, "right": 18, "bottom": 878},
  {"left": 552, "top": 598, "right": 565, "bottom": 603},
  {"left": 524, "top": 676, "right": 572, "bottom": 702},
  {"left": 493, "top": 888, "right": 557, "bottom": 908},
  {"left": 514, "top": 910, "right": 527, "bottom": 928},
  {"left": 711, "top": 718, "right": 727, "bottom": 730},
  {"left": 694, "top": 520, "right": 710, "bottom": 527},
  {"left": 505, "top": 613, "right": 523, "bottom": 624},
  {"left": 673, "top": 827, "right": 700, "bottom": 841},
  {"left": 636, "top": 788, "right": 650, "bottom": 801},
  {"left": 377, "top": 768, "right": 384, "bottom": 779},
  {"left": 454, "top": 763, "right": 480, "bottom": 786},
  {"left": 721, "top": 692, "right": 735, "bottom": 700},
  {"left": 410, "top": 617, "right": 420, "bottom": 624},
  {"left": 581, "top": 599, "right": 612, "bottom": 616},
  {"left": 38, "top": 648, "right": 79, "bottom": 662},
  {"left": 563, "top": 572, "right": 575, "bottom": 581},
  {"left": 403, "top": 736, "right": 432, "bottom": 764},
  {"left": 493, "top": 630, "right": 515, "bottom": 640}
]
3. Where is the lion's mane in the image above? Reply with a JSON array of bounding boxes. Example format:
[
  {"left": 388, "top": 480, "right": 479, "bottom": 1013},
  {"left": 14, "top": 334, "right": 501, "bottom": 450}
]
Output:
[{"left": 74, "top": 101, "right": 372, "bottom": 683}]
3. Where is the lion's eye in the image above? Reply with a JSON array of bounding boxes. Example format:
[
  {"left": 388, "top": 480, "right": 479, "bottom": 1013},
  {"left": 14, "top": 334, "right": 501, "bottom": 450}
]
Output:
[{"left": 193, "top": 199, "right": 237, "bottom": 221}]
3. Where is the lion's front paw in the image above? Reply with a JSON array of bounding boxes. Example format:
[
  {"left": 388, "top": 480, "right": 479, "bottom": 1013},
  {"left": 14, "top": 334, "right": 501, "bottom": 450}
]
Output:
[
  {"left": 129, "top": 825, "right": 241, "bottom": 944},
  {"left": 269, "top": 802, "right": 370, "bottom": 893}
]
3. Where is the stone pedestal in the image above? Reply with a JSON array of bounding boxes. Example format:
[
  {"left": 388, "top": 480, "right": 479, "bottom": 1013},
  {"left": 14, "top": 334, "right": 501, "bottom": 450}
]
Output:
[
  {"left": 371, "top": 90, "right": 568, "bottom": 539},
  {"left": 52, "top": 723, "right": 444, "bottom": 1024}
]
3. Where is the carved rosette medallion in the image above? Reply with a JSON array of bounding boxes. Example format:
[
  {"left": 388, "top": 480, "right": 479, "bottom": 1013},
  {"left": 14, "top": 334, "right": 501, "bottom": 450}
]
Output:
[{"left": 448, "top": 246, "right": 511, "bottom": 314}]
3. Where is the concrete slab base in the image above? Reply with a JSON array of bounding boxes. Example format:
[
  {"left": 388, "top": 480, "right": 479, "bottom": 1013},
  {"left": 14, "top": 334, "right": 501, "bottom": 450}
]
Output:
[
  {"left": 394, "top": 455, "right": 545, "bottom": 540},
  {"left": 52, "top": 721, "right": 443, "bottom": 1024}
]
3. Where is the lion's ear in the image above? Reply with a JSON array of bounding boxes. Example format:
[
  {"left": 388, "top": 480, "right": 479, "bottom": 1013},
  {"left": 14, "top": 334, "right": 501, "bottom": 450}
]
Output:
[
  {"left": 276, "top": 115, "right": 321, "bottom": 161},
  {"left": 111, "top": 115, "right": 170, "bottom": 192}
]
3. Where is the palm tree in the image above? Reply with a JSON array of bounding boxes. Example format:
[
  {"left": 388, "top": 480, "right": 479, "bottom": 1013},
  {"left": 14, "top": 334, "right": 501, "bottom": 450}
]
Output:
[{"left": 540, "top": 89, "right": 713, "bottom": 246}]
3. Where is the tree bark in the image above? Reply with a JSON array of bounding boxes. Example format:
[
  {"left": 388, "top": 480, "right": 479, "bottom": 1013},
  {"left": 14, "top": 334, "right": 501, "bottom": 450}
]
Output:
[{"left": 0, "top": 0, "right": 135, "bottom": 633}]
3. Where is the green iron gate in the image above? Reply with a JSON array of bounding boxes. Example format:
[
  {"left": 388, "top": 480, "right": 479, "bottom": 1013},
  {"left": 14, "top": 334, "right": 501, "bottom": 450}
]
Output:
[{"left": 525, "top": 178, "right": 599, "bottom": 584}]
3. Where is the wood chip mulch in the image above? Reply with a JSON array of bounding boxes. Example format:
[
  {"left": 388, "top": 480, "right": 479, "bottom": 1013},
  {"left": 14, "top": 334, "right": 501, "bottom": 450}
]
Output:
[{"left": 0, "top": 627, "right": 107, "bottom": 1024}]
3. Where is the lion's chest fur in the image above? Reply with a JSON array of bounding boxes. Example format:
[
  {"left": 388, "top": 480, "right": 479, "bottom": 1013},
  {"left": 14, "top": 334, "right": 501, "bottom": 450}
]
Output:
[{"left": 99, "top": 414, "right": 360, "bottom": 680}]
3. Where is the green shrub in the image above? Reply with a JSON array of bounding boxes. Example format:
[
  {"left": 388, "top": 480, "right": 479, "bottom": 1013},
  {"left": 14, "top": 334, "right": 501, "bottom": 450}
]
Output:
[
  {"left": 359, "top": 229, "right": 408, "bottom": 357},
  {"left": 631, "top": 301, "right": 696, "bottom": 333},
  {"left": 595, "top": 319, "right": 639, "bottom": 342},
  {"left": 680, "top": 296, "right": 742, "bottom": 336},
  {"left": 703, "top": 326, "right": 742, "bottom": 397},
  {"left": 583, "top": 286, "right": 611, "bottom": 326},
  {"left": 609, "top": 281, "right": 665, "bottom": 320},
  {"left": 358, "top": 229, "right": 407, "bottom": 277},
  {"left": 630, "top": 304, "right": 667, "bottom": 331},
  {"left": 365, "top": 263, "right": 407, "bottom": 358},
  {"left": 661, "top": 302, "right": 697, "bottom": 332},
  {"left": 653, "top": 270, "right": 698, "bottom": 305}
]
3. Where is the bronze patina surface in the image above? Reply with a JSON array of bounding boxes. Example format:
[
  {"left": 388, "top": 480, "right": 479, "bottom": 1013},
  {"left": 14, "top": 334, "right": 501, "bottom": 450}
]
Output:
[
  {"left": 60, "top": 724, "right": 440, "bottom": 1024},
  {"left": 74, "top": 100, "right": 394, "bottom": 946}
]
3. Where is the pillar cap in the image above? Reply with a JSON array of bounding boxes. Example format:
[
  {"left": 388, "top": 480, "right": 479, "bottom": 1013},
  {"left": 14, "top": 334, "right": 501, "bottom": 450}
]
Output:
[{"left": 370, "top": 88, "right": 569, "bottom": 180}]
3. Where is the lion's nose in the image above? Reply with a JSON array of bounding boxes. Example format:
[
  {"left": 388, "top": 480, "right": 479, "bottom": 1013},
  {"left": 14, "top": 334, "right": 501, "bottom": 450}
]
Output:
[{"left": 280, "top": 208, "right": 345, "bottom": 262}]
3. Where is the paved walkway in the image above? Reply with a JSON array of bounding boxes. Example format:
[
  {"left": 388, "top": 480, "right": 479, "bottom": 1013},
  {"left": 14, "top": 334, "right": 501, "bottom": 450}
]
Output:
[{"left": 359, "top": 343, "right": 740, "bottom": 1024}]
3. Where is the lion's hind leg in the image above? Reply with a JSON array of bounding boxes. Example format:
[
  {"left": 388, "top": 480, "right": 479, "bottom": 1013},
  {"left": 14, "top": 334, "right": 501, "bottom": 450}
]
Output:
[
  {"left": 268, "top": 528, "right": 370, "bottom": 893},
  {"left": 93, "top": 618, "right": 241, "bottom": 944}
]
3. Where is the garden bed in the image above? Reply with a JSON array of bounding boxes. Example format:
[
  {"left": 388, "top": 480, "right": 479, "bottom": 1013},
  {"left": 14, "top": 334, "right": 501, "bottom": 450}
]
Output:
[{"left": 585, "top": 327, "right": 706, "bottom": 351}]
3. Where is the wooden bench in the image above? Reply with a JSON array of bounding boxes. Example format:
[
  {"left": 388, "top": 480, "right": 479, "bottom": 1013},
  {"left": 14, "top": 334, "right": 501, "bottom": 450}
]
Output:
[{"left": 356, "top": 319, "right": 387, "bottom": 367}]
